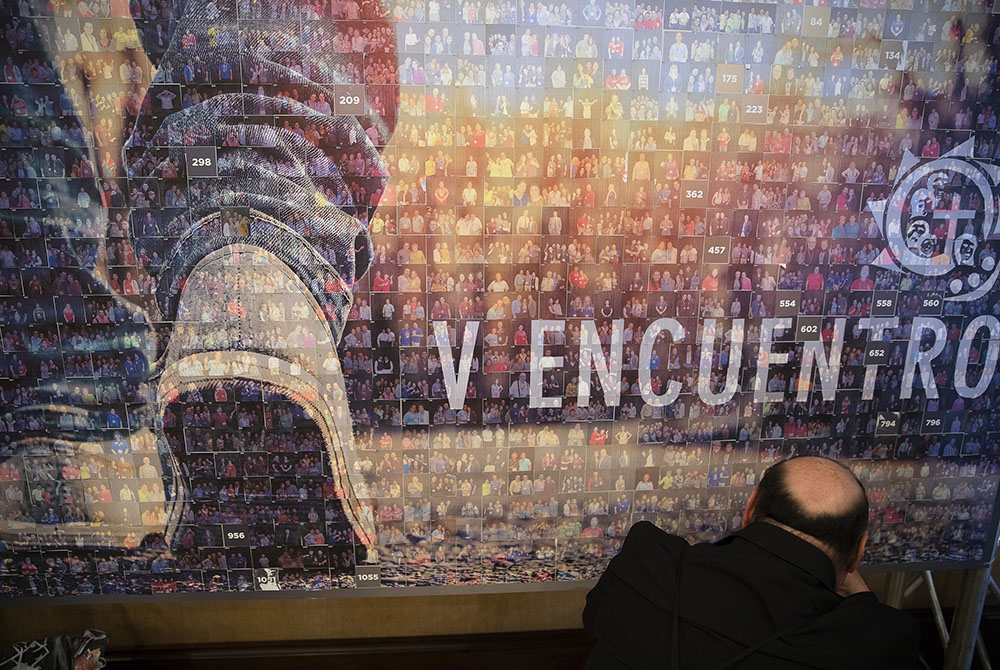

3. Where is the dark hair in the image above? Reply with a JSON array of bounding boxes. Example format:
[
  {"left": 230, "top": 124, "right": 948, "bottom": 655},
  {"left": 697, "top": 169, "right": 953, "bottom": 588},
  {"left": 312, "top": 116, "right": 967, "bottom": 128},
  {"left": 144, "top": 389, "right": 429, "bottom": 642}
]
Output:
[{"left": 751, "top": 458, "right": 869, "bottom": 572}]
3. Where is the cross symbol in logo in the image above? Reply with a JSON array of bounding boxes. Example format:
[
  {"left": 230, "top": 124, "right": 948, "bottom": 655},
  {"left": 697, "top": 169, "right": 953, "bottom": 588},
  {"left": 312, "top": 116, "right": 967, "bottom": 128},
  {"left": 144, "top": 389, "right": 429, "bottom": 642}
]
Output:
[{"left": 933, "top": 209, "right": 978, "bottom": 264}]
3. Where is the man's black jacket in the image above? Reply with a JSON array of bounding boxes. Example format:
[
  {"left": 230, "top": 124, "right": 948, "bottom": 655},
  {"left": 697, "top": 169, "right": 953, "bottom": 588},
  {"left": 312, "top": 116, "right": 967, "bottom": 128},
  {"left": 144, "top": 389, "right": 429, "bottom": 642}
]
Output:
[{"left": 583, "top": 521, "right": 921, "bottom": 669}]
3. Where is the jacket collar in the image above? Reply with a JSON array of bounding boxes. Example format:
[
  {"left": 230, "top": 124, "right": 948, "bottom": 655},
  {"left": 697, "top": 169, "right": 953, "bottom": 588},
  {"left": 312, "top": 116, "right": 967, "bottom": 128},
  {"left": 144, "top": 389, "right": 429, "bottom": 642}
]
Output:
[{"left": 726, "top": 521, "right": 838, "bottom": 591}]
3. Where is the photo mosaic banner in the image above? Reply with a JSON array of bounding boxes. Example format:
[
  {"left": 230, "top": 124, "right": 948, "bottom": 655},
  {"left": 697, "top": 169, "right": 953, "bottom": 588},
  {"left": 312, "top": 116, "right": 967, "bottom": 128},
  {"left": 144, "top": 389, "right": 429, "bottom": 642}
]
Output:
[{"left": 0, "top": 0, "right": 999, "bottom": 597}]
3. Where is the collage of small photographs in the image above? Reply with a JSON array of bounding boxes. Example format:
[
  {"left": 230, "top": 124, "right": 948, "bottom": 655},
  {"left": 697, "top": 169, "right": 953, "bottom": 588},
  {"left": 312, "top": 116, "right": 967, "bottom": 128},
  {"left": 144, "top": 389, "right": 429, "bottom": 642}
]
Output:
[{"left": 0, "top": 0, "right": 999, "bottom": 596}]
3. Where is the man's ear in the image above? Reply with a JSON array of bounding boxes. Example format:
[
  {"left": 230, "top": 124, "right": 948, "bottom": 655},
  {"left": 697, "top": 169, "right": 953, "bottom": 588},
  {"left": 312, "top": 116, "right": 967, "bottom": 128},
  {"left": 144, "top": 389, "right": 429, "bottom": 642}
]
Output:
[
  {"left": 741, "top": 489, "right": 758, "bottom": 528},
  {"left": 848, "top": 533, "right": 868, "bottom": 573}
]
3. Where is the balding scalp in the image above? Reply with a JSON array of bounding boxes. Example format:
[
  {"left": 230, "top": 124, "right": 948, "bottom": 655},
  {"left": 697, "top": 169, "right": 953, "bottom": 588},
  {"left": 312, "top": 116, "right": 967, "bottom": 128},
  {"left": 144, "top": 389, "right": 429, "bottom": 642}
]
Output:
[
  {"left": 782, "top": 457, "right": 867, "bottom": 518},
  {"left": 752, "top": 456, "right": 870, "bottom": 572}
]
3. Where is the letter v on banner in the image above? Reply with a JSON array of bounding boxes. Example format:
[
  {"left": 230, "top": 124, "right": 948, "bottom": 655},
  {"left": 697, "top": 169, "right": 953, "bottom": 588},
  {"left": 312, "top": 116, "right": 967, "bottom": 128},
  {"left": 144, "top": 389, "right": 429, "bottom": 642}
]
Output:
[{"left": 434, "top": 320, "right": 478, "bottom": 410}]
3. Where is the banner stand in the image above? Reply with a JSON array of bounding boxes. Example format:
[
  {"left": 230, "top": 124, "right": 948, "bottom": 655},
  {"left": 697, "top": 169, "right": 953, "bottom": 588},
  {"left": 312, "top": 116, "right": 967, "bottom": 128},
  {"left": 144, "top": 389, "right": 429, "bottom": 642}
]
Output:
[
  {"left": 909, "top": 571, "right": 952, "bottom": 660},
  {"left": 885, "top": 572, "right": 907, "bottom": 609},
  {"left": 944, "top": 567, "right": 992, "bottom": 670},
  {"left": 885, "top": 567, "right": 994, "bottom": 670}
]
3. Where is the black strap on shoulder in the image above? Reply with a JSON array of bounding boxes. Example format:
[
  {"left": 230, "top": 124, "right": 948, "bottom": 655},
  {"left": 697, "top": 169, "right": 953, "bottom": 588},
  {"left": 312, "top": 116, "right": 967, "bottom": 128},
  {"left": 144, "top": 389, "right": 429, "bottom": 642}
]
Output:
[
  {"left": 668, "top": 540, "right": 839, "bottom": 670},
  {"left": 713, "top": 617, "right": 823, "bottom": 670},
  {"left": 670, "top": 540, "right": 690, "bottom": 670}
]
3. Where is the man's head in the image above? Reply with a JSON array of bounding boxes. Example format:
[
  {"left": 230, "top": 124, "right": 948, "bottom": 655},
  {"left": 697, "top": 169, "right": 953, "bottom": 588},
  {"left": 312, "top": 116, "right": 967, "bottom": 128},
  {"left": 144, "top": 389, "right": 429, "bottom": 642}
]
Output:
[{"left": 744, "top": 456, "right": 868, "bottom": 574}]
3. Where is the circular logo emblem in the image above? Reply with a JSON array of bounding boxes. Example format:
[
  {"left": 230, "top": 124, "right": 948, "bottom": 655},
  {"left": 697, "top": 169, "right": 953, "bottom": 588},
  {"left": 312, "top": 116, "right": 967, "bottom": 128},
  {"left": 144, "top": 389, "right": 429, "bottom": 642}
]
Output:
[{"left": 873, "top": 143, "right": 1000, "bottom": 301}]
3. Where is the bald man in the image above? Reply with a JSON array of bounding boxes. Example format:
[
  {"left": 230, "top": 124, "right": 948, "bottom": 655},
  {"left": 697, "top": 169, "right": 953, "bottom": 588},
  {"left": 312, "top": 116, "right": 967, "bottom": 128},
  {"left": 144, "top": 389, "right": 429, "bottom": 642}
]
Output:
[{"left": 583, "top": 457, "right": 920, "bottom": 669}]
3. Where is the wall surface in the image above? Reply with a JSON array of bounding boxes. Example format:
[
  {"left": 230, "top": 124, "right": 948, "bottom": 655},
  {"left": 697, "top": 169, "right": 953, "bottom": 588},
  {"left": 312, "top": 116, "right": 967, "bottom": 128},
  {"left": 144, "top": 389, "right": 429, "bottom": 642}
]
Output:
[
  {"left": 1, "top": 586, "right": 590, "bottom": 649},
  {"left": 1, "top": 568, "right": 993, "bottom": 651}
]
